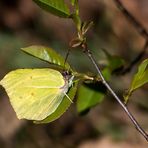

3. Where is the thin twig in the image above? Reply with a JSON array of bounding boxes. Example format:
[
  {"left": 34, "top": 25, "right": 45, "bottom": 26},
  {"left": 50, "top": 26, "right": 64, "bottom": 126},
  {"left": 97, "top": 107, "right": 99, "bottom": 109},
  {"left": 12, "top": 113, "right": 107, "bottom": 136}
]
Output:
[
  {"left": 64, "top": 48, "right": 71, "bottom": 67},
  {"left": 81, "top": 43, "right": 148, "bottom": 142},
  {"left": 114, "top": 0, "right": 148, "bottom": 40},
  {"left": 121, "top": 40, "right": 148, "bottom": 74},
  {"left": 113, "top": 0, "right": 148, "bottom": 74}
]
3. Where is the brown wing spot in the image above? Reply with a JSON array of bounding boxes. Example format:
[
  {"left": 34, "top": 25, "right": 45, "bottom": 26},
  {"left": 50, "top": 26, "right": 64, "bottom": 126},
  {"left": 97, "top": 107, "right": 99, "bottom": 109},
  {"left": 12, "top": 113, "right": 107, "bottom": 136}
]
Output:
[
  {"left": 19, "top": 96, "right": 23, "bottom": 99},
  {"left": 30, "top": 76, "right": 33, "bottom": 79},
  {"left": 31, "top": 92, "right": 34, "bottom": 96}
]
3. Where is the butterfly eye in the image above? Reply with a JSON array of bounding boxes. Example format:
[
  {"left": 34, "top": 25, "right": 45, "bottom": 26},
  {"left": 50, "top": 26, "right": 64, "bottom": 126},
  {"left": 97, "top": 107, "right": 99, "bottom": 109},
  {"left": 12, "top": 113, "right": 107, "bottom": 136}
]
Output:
[{"left": 62, "top": 70, "right": 71, "bottom": 78}]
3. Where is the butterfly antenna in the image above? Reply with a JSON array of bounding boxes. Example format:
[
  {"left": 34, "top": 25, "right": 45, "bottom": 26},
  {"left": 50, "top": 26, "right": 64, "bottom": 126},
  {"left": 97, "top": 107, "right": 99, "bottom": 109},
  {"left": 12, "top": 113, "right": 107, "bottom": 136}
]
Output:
[
  {"left": 63, "top": 48, "right": 71, "bottom": 70},
  {"left": 64, "top": 92, "right": 73, "bottom": 103}
]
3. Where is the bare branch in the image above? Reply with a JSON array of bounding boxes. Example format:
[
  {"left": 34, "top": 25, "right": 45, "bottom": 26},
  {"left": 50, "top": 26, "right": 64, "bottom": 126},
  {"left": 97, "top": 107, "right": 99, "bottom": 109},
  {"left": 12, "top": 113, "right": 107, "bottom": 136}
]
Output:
[
  {"left": 81, "top": 43, "right": 148, "bottom": 142},
  {"left": 121, "top": 40, "right": 148, "bottom": 74},
  {"left": 113, "top": 0, "right": 148, "bottom": 74},
  {"left": 114, "top": 0, "right": 148, "bottom": 40}
]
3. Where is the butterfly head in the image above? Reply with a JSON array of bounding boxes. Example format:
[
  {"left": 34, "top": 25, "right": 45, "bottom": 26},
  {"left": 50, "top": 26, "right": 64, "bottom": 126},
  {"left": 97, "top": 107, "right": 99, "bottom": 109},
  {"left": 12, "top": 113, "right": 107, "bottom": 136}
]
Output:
[{"left": 62, "top": 70, "right": 74, "bottom": 86}]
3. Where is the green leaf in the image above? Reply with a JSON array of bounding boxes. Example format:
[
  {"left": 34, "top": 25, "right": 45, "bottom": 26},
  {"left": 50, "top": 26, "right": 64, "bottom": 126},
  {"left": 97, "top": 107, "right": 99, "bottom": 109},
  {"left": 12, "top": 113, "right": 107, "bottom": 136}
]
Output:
[
  {"left": 77, "top": 82, "right": 106, "bottom": 114},
  {"left": 124, "top": 58, "right": 148, "bottom": 103},
  {"left": 102, "top": 67, "right": 111, "bottom": 81},
  {"left": 109, "top": 56, "right": 125, "bottom": 72},
  {"left": 21, "top": 45, "right": 71, "bottom": 71},
  {"left": 34, "top": 81, "right": 78, "bottom": 123},
  {"left": 33, "top": 0, "right": 70, "bottom": 18},
  {"left": 131, "top": 59, "right": 148, "bottom": 90},
  {"left": 102, "top": 49, "right": 125, "bottom": 72}
]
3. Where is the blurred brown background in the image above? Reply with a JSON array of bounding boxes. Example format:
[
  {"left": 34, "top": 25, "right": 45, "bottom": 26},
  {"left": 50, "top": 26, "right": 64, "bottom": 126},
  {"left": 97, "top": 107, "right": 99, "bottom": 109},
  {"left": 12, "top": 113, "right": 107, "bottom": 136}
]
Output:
[{"left": 0, "top": 0, "right": 148, "bottom": 147}]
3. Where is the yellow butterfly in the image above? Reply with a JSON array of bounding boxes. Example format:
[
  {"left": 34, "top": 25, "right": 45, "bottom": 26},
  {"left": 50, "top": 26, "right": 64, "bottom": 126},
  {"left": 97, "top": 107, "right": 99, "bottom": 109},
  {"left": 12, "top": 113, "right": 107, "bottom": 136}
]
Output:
[{"left": 0, "top": 68, "right": 74, "bottom": 121}]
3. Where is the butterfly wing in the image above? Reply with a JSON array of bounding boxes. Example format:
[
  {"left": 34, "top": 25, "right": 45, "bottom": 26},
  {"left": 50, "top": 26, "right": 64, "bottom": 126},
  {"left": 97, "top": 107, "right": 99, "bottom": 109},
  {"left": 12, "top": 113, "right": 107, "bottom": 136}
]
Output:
[{"left": 0, "top": 69, "right": 68, "bottom": 121}]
